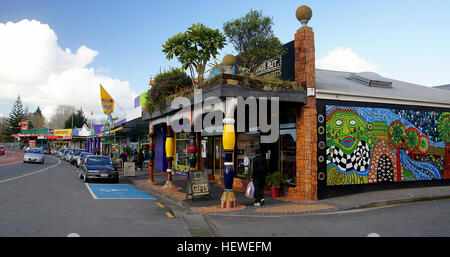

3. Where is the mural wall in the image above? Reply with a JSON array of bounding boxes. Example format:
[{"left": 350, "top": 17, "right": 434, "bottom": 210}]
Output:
[{"left": 322, "top": 105, "right": 450, "bottom": 186}]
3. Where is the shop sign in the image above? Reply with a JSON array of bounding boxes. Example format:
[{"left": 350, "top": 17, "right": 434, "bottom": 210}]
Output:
[
  {"left": 18, "top": 121, "right": 28, "bottom": 130},
  {"left": 54, "top": 129, "right": 72, "bottom": 137},
  {"left": 186, "top": 170, "right": 211, "bottom": 199},
  {"left": 29, "top": 140, "right": 36, "bottom": 147}
]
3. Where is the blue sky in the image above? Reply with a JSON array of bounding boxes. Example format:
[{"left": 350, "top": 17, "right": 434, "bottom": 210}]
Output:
[{"left": 0, "top": 0, "right": 449, "bottom": 119}]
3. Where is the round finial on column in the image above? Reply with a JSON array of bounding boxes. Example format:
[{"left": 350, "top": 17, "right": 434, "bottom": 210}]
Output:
[
  {"left": 223, "top": 54, "right": 236, "bottom": 75},
  {"left": 296, "top": 5, "right": 313, "bottom": 27}
]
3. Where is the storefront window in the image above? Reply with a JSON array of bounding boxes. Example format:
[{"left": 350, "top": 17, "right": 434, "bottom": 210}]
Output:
[
  {"left": 280, "top": 128, "right": 296, "bottom": 186},
  {"left": 175, "top": 132, "right": 189, "bottom": 166},
  {"left": 236, "top": 133, "right": 260, "bottom": 178}
]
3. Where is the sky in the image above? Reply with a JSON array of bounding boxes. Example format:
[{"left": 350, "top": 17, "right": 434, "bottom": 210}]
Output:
[{"left": 0, "top": 0, "right": 449, "bottom": 121}]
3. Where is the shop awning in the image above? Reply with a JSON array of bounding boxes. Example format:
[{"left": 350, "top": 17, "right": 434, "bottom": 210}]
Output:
[{"left": 111, "top": 127, "right": 123, "bottom": 134}]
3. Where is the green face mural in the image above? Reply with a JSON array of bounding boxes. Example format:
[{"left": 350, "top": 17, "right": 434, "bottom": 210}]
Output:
[{"left": 326, "top": 109, "right": 370, "bottom": 154}]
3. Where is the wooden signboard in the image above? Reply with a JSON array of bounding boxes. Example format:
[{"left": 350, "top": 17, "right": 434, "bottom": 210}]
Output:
[{"left": 186, "top": 169, "right": 211, "bottom": 201}]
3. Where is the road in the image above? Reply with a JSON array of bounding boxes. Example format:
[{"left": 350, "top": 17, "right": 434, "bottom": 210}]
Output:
[
  {"left": 205, "top": 200, "right": 450, "bottom": 237},
  {"left": 0, "top": 151, "right": 190, "bottom": 237}
]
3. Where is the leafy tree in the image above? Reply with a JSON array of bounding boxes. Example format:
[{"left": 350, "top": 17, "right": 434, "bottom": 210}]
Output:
[
  {"left": 437, "top": 112, "right": 450, "bottom": 178},
  {"left": 405, "top": 128, "right": 420, "bottom": 153},
  {"left": 48, "top": 105, "right": 77, "bottom": 129},
  {"left": 162, "top": 23, "right": 226, "bottom": 88},
  {"left": 145, "top": 67, "right": 192, "bottom": 113},
  {"left": 223, "top": 10, "right": 285, "bottom": 75},
  {"left": 64, "top": 108, "right": 87, "bottom": 129},
  {"left": 388, "top": 120, "right": 406, "bottom": 182}
]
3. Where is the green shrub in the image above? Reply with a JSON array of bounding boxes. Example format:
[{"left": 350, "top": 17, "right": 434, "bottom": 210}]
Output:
[
  {"left": 145, "top": 67, "right": 192, "bottom": 113},
  {"left": 266, "top": 170, "right": 284, "bottom": 188}
]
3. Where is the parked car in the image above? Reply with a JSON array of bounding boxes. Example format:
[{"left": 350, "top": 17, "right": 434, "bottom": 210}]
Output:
[
  {"left": 57, "top": 149, "right": 65, "bottom": 158},
  {"left": 0, "top": 145, "right": 4, "bottom": 156},
  {"left": 79, "top": 155, "right": 118, "bottom": 183},
  {"left": 77, "top": 152, "right": 91, "bottom": 167},
  {"left": 63, "top": 149, "right": 73, "bottom": 161},
  {"left": 42, "top": 146, "right": 51, "bottom": 154},
  {"left": 23, "top": 147, "right": 45, "bottom": 164},
  {"left": 70, "top": 149, "right": 85, "bottom": 165}
]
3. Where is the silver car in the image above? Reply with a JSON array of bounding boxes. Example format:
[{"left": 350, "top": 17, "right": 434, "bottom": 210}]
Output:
[{"left": 24, "top": 147, "right": 45, "bottom": 164}]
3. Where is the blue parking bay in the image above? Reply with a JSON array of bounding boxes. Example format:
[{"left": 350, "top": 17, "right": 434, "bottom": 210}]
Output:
[{"left": 86, "top": 184, "right": 155, "bottom": 199}]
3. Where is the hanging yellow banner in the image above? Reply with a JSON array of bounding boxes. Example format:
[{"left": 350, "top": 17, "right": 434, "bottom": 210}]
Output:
[{"left": 100, "top": 84, "right": 114, "bottom": 115}]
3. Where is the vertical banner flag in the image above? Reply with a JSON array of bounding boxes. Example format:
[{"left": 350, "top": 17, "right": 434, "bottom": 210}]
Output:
[{"left": 100, "top": 85, "right": 114, "bottom": 115}]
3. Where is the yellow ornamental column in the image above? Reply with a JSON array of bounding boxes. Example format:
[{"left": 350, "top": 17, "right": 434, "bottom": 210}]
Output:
[
  {"left": 163, "top": 125, "right": 175, "bottom": 189},
  {"left": 221, "top": 117, "right": 236, "bottom": 208}
]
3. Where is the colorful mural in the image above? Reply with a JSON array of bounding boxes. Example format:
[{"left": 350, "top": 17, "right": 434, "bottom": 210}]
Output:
[{"left": 324, "top": 106, "right": 450, "bottom": 186}]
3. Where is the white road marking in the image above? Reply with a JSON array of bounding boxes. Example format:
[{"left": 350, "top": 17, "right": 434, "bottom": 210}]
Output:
[
  {"left": 0, "top": 156, "right": 61, "bottom": 184},
  {"left": 367, "top": 233, "right": 381, "bottom": 237},
  {"left": 67, "top": 233, "right": 80, "bottom": 237},
  {"left": 85, "top": 183, "right": 98, "bottom": 199}
]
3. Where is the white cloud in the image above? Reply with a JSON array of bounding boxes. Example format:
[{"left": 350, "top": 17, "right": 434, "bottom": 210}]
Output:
[
  {"left": 0, "top": 19, "right": 137, "bottom": 121},
  {"left": 316, "top": 47, "right": 379, "bottom": 73}
]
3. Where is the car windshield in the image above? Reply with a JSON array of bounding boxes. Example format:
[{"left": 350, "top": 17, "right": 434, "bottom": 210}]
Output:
[
  {"left": 86, "top": 157, "right": 111, "bottom": 166},
  {"left": 28, "top": 149, "right": 42, "bottom": 154}
]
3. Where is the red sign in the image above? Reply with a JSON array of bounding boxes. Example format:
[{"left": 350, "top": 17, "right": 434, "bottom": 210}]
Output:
[
  {"left": 18, "top": 122, "right": 28, "bottom": 130},
  {"left": 29, "top": 140, "right": 36, "bottom": 147}
]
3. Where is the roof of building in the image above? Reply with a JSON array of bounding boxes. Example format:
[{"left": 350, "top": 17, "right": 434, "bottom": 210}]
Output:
[
  {"left": 316, "top": 69, "right": 450, "bottom": 108},
  {"left": 434, "top": 84, "right": 450, "bottom": 91}
]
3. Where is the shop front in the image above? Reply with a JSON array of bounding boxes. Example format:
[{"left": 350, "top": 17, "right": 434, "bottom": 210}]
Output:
[{"left": 145, "top": 83, "right": 307, "bottom": 193}]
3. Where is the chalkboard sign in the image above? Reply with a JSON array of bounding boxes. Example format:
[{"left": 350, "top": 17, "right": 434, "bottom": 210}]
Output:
[{"left": 186, "top": 169, "right": 211, "bottom": 201}]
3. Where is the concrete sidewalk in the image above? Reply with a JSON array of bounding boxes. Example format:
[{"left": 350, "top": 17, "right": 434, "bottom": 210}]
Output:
[{"left": 121, "top": 172, "right": 450, "bottom": 216}]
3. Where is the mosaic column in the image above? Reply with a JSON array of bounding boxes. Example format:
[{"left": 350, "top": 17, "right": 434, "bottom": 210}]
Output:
[
  {"left": 220, "top": 117, "right": 236, "bottom": 208},
  {"left": 163, "top": 125, "right": 175, "bottom": 189}
]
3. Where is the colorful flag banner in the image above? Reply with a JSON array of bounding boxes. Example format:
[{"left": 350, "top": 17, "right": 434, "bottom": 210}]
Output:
[{"left": 100, "top": 84, "right": 114, "bottom": 115}]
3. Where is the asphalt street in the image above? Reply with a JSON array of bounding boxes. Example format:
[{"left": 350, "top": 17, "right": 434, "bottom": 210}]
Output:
[
  {"left": 0, "top": 152, "right": 190, "bottom": 237},
  {"left": 205, "top": 199, "right": 450, "bottom": 237}
]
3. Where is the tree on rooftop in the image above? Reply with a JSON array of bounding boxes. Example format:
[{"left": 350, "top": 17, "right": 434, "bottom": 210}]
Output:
[
  {"left": 162, "top": 23, "right": 226, "bottom": 88},
  {"left": 223, "top": 10, "right": 285, "bottom": 76}
]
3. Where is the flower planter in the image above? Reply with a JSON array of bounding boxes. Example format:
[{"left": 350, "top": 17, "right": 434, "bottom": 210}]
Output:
[{"left": 270, "top": 187, "right": 281, "bottom": 198}]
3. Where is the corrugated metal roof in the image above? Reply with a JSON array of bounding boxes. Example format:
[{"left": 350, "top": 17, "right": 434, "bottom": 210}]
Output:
[
  {"left": 434, "top": 84, "right": 450, "bottom": 91},
  {"left": 316, "top": 69, "right": 450, "bottom": 107}
]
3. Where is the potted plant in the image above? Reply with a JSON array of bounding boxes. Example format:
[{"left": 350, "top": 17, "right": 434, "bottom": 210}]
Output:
[{"left": 266, "top": 171, "right": 284, "bottom": 198}]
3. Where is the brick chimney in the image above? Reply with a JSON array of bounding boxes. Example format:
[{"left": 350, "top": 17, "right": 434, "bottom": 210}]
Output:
[{"left": 294, "top": 5, "right": 318, "bottom": 200}]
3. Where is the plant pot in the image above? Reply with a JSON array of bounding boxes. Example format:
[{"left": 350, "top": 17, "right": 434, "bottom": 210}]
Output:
[
  {"left": 242, "top": 181, "right": 248, "bottom": 191},
  {"left": 270, "top": 187, "right": 281, "bottom": 198}
]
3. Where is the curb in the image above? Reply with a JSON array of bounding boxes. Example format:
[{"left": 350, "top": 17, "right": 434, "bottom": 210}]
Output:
[{"left": 346, "top": 195, "right": 450, "bottom": 211}]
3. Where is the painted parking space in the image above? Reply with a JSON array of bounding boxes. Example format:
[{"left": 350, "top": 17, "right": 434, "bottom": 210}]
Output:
[{"left": 86, "top": 184, "right": 156, "bottom": 200}]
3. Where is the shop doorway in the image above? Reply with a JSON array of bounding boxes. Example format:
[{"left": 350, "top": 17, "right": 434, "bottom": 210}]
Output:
[{"left": 214, "top": 137, "right": 223, "bottom": 181}]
